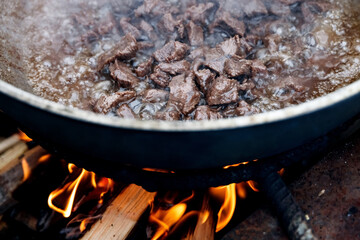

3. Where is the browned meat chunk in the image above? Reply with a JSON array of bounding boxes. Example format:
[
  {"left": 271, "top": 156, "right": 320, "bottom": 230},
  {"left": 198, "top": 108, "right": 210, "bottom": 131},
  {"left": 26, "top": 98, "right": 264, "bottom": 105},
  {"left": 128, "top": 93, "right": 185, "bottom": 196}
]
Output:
[
  {"left": 251, "top": 60, "right": 268, "bottom": 75},
  {"left": 205, "top": 36, "right": 249, "bottom": 74},
  {"left": 223, "top": 101, "right": 259, "bottom": 117},
  {"left": 150, "top": 67, "right": 171, "bottom": 87},
  {"left": 224, "top": 58, "right": 252, "bottom": 78},
  {"left": 211, "top": 11, "right": 246, "bottom": 37},
  {"left": 156, "top": 106, "right": 181, "bottom": 121},
  {"left": 238, "top": 0, "right": 268, "bottom": 17},
  {"left": 185, "top": 3, "right": 215, "bottom": 24},
  {"left": 119, "top": 18, "right": 141, "bottom": 39},
  {"left": 204, "top": 48, "right": 227, "bottom": 74},
  {"left": 142, "top": 89, "right": 169, "bottom": 103},
  {"left": 194, "top": 106, "right": 222, "bottom": 120},
  {"left": 169, "top": 74, "right": 201, "bottom": 115},
  {"left": 207, "top": 76, "right": 239, "bottom": 106},
  {"left": 157, "top": 60, "right": 191, "bottom": 75},
  {"left": 153, "top": 41, "right": 189, "bottom": 63},
  {"left": 195, "top": 69, "right": 216, "bottom": 93},
  {"left": 136, "top": 58, "right": 153, "bottom": 77},
  {"left": 97, "top": 34, "right": 138, "bottom": 71},
  {"left": 93, "top": 91, "right": 136, "bottom": 114},
  {"left": 116, "top": 104, "right": 137, "bottom": 119},
  {"left": 140, "top": 20, "right": 157, "bottom": 40},
  {"left": 109, "top": 60, "right": 140, "bottom": 88},
  {"left": 186, "top": 21, "right": 204, "bottom": 46},
  {"left": 159, "top": 13, "right": 180, "bottom": 33}
]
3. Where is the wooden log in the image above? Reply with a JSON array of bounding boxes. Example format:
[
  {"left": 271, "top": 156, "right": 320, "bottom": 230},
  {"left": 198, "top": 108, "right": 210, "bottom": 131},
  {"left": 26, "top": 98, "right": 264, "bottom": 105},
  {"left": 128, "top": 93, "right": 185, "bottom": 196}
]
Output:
[
  {"left": 81, "top": 184, "right": 156, "bottom": 240},
  {"left": 0, "top": 134, "right": 20, "bottom": 154},
  {"left": 0, "top": 146, "right": 46, "bottom": 213},
  {"left": 0, "top": 141, "right": 28, "bottom": 174},
  {"left": 187, "top": 194, "right": 215, "bottom": 240}
]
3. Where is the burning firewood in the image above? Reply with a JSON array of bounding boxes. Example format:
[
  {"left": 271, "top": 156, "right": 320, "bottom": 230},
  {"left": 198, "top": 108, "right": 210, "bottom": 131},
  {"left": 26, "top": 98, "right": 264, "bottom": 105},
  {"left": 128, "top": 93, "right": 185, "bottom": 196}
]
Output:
[
  {"left": 187, "top": 194, "right": 215, "bottom": 240},
  {"left": 0, "top": 134, "right": 21, "bottom": 154},
  {"left": 0, "top": 145, "right": 47, "bottom": 213},
  {"left": 81, "top": 184, "right": 156, "bottom": 240}
]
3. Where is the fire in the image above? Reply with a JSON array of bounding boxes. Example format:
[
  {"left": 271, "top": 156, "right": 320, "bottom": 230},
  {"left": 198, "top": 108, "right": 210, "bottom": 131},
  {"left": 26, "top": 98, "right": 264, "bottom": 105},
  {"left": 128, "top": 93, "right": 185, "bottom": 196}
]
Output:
[
  {"left": 246, "top": 180, "right": 260, "bottom": 192},
  {"left": 48, "top": 163, "right": 114, "bottom": 219},
  {"left": 209, "top": 184, "right": 237, "bottom": 232},
  {"left": 18, "top": 130, "right": 32, "bottom": 142},
  {"left": 21, "top": 158, "right": 31, "bottom": 181},
  {"left": 150, "top": 203, "right": 187, "bottom": 240}
]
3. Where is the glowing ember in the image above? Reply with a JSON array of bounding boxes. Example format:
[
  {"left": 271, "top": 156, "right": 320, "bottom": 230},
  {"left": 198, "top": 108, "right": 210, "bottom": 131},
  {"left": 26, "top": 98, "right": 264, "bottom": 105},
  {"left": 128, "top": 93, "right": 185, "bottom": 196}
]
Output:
[
  {"left": 18, "top": 131, "right": 32, "bottom": 142},
  {"left": 48, "top": 164, "right": 114, "bottom": 218},
  {"left": 209, "top": 184, "right": 237, "bottom": 232}
]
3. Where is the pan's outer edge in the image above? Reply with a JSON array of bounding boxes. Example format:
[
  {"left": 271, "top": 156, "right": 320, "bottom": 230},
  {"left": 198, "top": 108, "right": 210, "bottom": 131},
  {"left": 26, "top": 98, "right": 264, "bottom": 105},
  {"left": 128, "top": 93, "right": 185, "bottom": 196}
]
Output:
[{"left": 0, "top": 79, "right": 360, "bottom": 132}]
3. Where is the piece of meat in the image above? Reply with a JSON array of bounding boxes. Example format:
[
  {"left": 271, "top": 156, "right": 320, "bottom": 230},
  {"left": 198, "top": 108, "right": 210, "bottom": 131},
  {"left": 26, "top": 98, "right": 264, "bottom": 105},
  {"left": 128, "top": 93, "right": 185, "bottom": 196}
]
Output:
[
  {"left": 142, "top": 89, "right": 169, "bottom": 103},
  {"left": 195, "top": 69, "right": 216, "bottom": 93},
  {"left": 210, "top": 11, "right": 246, "bottom": 37},
  {"left": 116, "top": 104, "right": 137, "bottom": 119},
  {"left": 237, "top": 0, "right": 268, "bottom": 17},
  {"left": 205, "top": 36, "right": 248, "bottom": 74},
  {"left": 185, "top": 2, "right": 215, "bottom": 24},
  {"left": 136, "top": 57, "right": 153, "bottom": 77},
  {"left": 156, "top": 106, "right": 181, "bottom": 121},
  {"left": 169, "top": 73, "right": 201, "bottom": 115},
  {"left": 194, "top": 106, "right": 222, "bottom": 120},
  {"left": 207, "top": 76, "right": 240, "bottom": 106},
  {"left": 204, "top": 48, "right": 228, "bottom": 74},
  {"left": 157, "top": 60, "right": 191, "bottom": 75},
  {"left": 109, "top": 60, "right": 140, "bottom": 89},
  {"left": 223, "top": 101, "right": 259, "bottom": 117},
  {"left": 251, "top": 60, "right": 268, "bottom": 75},
  {"left": 135, "top": 0, "right": 161, "bottom": 16},
  {"left": 137, "top": 41, "right": 155, "bottom": 50},
  {"left": 188, "top": 46, "right": 208, "bottom": 60},
  {"left": 93, "top": 91, "right": 136, "bottom": 114},
  {"left": 97, "top": 34, "right": 138, "bottom": 71},
  {"left": 158, "top": 13, "right": 180, "bottom": 33},
  {"left": 150, "top": 67, "right": 171, "bottom": 87},
  {"left": 186, "top": 21, "right": 204, "bottom": 46},
  {"left": 153, "top": 41, "right": 189, "bottom": 63},
  {"left": 119, "top": 18, "right": 141, "bottom": 39},
  {"left": 140, "top": 20, "right": 157, "bottom": 40},
  {"left": 224, "top": 58, "right": 252, "bottom": 78}
]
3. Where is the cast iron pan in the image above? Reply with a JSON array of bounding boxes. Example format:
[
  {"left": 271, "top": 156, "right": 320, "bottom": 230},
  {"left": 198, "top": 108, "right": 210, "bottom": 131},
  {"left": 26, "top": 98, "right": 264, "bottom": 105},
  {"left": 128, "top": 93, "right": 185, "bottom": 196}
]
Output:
[{"left": 0, "top": 0, "right": 360, "bottom": 172}]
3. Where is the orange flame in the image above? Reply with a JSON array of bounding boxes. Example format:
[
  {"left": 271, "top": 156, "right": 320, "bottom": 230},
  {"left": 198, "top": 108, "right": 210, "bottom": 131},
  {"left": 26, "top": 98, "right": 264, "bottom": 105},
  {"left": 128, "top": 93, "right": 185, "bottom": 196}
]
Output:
[
  {"left": 247, "top": 181, "right": 260, "bottom": 192},
  {"left": 236, "top": 182, "right": 248, "bottom": 199},
  {"left": 38, "top": 154, "right": 51, "bottom": 163},
  {"left": 18, "top": 131, "right": 32, "bottom": 142},
  {"left": 48, "top": 168, "right": 86, "bottom": 218},
  {"left": 150, "top": 203, "right": 187, "bottom": 240},
  {"left": 21, "top": 158, "right": 31, "bottom": 181},
  {"left": 48, "top": 164, "right": 114, "bottom": 219},
  {"left": 278, "top": 168, "right": 285, "bottom": 176},
  {"left": 209, "top": 183, "right": 237, "bottom": 232}
]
